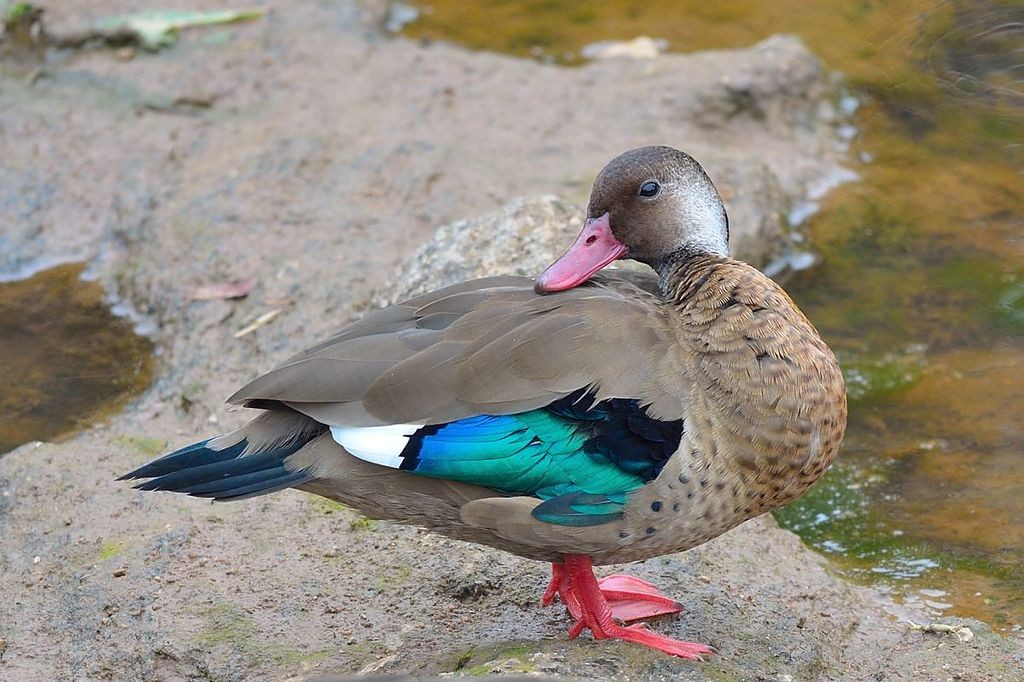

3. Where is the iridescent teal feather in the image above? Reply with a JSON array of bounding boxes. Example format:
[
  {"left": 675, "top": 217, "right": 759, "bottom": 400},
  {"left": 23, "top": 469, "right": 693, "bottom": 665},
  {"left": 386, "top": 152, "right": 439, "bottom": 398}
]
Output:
[{"left": 395, "top": 391, "right": 683, "bottom": 527}]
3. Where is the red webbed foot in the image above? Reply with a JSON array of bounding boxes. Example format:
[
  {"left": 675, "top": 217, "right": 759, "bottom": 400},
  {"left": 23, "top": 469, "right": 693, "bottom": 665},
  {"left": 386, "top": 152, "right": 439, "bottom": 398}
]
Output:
[
  {"left": 543, "top": 566, "right": 682, "bottom": 622},
  {"left": 597, "top": 573, "right": 684, "bottom": 621},
  {"left": 541, "top": 555, "right": 713, "bottom": 661}
]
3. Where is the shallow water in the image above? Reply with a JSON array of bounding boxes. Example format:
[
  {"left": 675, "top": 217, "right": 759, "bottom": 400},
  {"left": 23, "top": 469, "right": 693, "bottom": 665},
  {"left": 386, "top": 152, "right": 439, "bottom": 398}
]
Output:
[
  {"left": 406, "top": 0, "right": 1024, "bottom": 630},
  {"left": 0, "top": 264, "right": 153, "bottom": 454}
]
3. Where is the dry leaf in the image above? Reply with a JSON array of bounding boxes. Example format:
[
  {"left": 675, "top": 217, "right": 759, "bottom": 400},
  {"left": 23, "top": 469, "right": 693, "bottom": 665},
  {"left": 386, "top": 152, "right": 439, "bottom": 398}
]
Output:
[{"left": 188, "top": 278, "right": 257, "bottom": 301}]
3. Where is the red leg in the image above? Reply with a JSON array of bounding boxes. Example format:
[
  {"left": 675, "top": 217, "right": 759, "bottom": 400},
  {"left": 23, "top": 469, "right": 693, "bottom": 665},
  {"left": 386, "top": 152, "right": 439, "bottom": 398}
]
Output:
[
  {"left": 541, "top": 563, "right": 565, "bottom": 606},
  {"left": 551, "top": 554, "right": 714, "bottom": 661},
  {"left": 543, "top": 562, "right": 583, "bottom": 623}
]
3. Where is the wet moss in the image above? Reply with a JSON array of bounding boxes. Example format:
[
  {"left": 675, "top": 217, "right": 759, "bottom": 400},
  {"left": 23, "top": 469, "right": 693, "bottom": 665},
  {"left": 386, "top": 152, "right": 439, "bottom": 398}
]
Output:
[
  {"left": 306, "top": 494, "right": 348, "bottom": 515},
  {"left": 196, "top": 603, "right": 332, "bottom": 669},
  {"left": 349, "top": 515, "right": 376, "bottom": 532},
  {"left": 117, "top": 435, "right": 168, "bottom": 458},
  {"left": 97, "top": 539, "right": 124, "bottom": 562},
  {"left": 196, "top": 603, "right": 256, "bottom": 647},
  {"left": 451, "top": 644, "right": 536, "bottom": 677}
]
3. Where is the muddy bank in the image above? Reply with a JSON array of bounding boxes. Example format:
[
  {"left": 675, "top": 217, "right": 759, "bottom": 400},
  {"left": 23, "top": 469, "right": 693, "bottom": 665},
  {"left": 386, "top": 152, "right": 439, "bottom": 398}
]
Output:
[{"left": 1, "top": 1, "right": 1020, "bottom": 680}]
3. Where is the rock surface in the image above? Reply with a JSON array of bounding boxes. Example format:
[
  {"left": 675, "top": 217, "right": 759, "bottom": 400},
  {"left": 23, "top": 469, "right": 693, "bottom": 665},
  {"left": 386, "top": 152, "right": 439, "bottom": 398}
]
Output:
[{"left": 2, "top": 2, "right": 1022, "bottom": 681}]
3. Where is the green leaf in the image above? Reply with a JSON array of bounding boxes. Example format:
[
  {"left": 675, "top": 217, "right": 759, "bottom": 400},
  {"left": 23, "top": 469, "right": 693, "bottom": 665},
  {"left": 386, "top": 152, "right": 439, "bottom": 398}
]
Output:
[{"left": 94, "top": 8, "right": 265, "bottom": 51}]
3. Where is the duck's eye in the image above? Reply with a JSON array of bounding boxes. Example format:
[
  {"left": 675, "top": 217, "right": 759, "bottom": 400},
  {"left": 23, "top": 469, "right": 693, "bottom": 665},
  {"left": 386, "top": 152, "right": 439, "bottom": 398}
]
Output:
[{"left": 639, "top": 180, "right": 660, "bottom": 198}]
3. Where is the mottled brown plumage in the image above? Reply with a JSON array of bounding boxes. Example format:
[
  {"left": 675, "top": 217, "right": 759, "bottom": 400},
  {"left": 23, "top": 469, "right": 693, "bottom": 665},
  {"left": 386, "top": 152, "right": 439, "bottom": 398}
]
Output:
[
  {"left": 124, "top": 146, "right": 846, "bottom": 659},
  {"left": 223, "top": 148, "right": 845, "bottom": 565},
  {"left": 229, "top": 254, "right": 845, "bottom": 564}
]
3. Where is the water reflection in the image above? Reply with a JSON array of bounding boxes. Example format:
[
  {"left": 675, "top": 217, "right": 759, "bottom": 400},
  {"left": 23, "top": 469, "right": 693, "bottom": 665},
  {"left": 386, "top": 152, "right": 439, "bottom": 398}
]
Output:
[{"left": 0, "top": 264, "right": 153, "bottom": 454}]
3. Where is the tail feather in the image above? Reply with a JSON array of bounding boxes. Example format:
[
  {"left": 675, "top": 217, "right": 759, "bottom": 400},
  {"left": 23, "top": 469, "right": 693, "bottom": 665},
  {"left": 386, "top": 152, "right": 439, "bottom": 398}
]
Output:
[
  {"left": 175, "top": 465, "right": 296, "bottom": 495},
  {"left": 118, "top": 439, "right": 247, "bottom": 481},
  {"left": 119, "top": 410, "right": 326, "bottom": 501},
  {"left": 182, "top": 469, "right": 309, "bottom": 499}
]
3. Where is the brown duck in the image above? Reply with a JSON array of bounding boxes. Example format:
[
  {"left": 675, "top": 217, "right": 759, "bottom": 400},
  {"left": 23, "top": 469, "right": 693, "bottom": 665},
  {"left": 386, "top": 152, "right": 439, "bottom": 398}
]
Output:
[{"left": 122, "top": 146, "right": 847, "bottom": 659}]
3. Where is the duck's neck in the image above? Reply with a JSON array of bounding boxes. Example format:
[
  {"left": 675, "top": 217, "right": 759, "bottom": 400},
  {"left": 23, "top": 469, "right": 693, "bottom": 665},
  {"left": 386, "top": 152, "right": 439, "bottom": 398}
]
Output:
[{"left": 655, "top": 247, "right": 729, "bottom": 302}]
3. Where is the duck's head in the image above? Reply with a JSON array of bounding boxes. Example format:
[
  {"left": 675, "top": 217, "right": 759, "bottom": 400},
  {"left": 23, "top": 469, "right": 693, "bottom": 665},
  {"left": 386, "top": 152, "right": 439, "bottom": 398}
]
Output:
[{"left": 535, "top": 146, "right": 729, "bottom": 293}]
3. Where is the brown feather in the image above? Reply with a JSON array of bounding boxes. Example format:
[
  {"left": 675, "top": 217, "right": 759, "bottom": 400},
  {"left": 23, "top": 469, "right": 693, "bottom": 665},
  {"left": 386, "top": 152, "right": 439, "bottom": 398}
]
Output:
[
  {"left": 138, "top": 147, "right": 848, "bottom": 567},
  {"left": 223, "top": 257, "right": 845, "bottom": 564},
  {"left": 231, "top": 272, "right": 685, "bottom": 429},
  {"left": 221, "top": 140, "right": 853, "bottom": 564}
]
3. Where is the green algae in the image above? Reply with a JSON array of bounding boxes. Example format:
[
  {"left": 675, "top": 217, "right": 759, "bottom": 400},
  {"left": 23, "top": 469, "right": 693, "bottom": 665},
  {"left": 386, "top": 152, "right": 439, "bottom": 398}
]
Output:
[
  {"left": 448, "top": 644, "right": 536, "bottom": 677},
  {"left": 97, "top": 539, "right": 124, "bottom": 562},
  {"left": 196, "top": 603, "right": 332, "bottom": 670},
  {"left": 306, "top": 494, "right": 349, "bottom": 515},
  {"left": 776, "top": 458, "right": 1024, "bottom": 605},
  {"left": 840, "top": 347, "right": 927, "bottom": 403},
  {"left": 117, "top": 435, "right": 168, "bottom": 458}
]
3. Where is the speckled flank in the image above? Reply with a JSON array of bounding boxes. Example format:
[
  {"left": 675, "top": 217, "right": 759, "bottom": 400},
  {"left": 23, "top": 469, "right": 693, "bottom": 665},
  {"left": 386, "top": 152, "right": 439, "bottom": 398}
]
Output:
[{"left": 604, "top": 254, "right": 846, "bottom": 564}]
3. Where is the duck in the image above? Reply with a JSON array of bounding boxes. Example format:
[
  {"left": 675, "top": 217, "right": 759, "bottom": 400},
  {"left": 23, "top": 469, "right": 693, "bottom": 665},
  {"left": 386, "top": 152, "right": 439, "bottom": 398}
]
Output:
[{"left": 121, "top": 145, "right": 847, "bottom": 660}]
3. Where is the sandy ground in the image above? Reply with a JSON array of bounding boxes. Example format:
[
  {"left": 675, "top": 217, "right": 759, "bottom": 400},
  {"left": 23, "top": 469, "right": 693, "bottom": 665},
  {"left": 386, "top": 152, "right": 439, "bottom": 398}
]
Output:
[{"left": 2, "top": 2, "right": 1022, "bottom": 680}]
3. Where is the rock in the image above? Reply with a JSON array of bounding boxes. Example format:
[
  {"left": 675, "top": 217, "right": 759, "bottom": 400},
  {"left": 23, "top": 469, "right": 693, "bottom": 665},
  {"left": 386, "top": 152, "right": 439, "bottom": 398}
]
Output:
[
  {"left": 377, "top": 164, "right": 791, "bottom": 308},
  {"left": 375, "top": 196, "right": 581, "bottom": 306},
  {"left": 581, "top": 36, "right": 667, "bottom": 61},
  {"left": 2, "top": 1, "right": 1021, "bottom": 680}
]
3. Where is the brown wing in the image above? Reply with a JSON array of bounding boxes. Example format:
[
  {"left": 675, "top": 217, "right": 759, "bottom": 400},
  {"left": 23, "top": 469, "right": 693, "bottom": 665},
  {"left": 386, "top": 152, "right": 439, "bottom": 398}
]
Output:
[{"left": 229, "top": 271, "right": 686, "bottom": 427}]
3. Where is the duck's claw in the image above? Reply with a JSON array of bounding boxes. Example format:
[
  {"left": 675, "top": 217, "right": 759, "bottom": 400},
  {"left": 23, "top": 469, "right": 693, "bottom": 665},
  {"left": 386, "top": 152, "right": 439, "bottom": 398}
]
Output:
[{"left": 610, "top": 623, "right": 715, "bottom": 661}]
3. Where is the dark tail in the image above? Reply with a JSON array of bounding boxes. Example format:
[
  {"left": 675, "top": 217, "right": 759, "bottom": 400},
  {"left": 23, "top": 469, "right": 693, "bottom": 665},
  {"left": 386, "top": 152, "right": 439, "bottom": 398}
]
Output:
[{"left": 119, "top": 410, "right": 327, "bottom": 501}]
